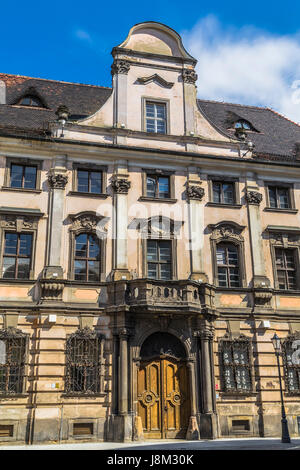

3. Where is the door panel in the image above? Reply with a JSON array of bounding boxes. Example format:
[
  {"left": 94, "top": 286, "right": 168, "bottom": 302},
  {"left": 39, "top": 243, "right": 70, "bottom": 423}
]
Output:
[{"left": 137, "top": 357, "right": 190, "bottom": 439}]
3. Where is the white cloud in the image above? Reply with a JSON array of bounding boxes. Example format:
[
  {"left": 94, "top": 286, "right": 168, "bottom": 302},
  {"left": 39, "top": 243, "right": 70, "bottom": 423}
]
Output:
[
  {"left": 182, "top": 16, "right": 300, "bottom": 123},
  {"left": 74, "top": 29, "right": 93, "bottom": 44}
]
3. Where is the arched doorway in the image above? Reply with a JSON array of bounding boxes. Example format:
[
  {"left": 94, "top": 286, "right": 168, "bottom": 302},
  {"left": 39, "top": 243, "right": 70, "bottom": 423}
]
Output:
[{"left": 137, "top": 332, "right": 191, "bottom": 439}]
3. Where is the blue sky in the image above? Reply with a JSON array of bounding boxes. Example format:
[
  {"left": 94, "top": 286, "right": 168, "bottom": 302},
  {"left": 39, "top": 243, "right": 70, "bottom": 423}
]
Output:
[{"left": 2, "top": 0, "right": 300, "bottom": 121}]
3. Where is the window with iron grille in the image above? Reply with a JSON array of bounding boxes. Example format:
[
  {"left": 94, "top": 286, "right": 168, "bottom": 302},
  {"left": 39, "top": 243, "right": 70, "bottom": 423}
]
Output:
[
  {"left": 268, "top": 186, "right": 291, "bottom": 209},
  {"left": 147, "top": 240, "right": 172, "bottom": 280},
  {"left": 216, "top": 243, "right": 240, "bottom": 287},
  {"left": 74, "top": 233, "right": 100, "bottom": 282},
  {"left": 10, "top": 163, "right": 37, "bottom": 189},
  {"left": 275, "top": 248, "right": 297, "bottom": 290},
  {"left": 145, "top": 101, "right": 167, "bottom": 134},
  {"left": 219, "top": 338, "right": 252, "bottom": 393},
  {"left": 282, "top": 335, "right": 300, "bottom": 394},
  {"left": 146, "top": 174, "right": 170, "bottom": 199},
  {"left": 2, "top": 232, "right": 33, "bottom": 279},
  {"left": 65, "top": 328, "right": 104, "bottom": 395},
  {"left": 212, "top": 181, "right": 235, "bottom": 205},
  {"left": 0, "top": 328, "right": 28, "bottom": 395}
]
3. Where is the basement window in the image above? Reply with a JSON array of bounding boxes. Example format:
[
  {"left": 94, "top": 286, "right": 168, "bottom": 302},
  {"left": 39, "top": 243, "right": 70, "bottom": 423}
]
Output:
[
  {"left": 231, "top": 419, "right": 250, "bottom": 432},
  {"left": 73, "top": 423, "right": 94, "bottom": 436},
  {"left": 0, "top": 425, "right": 14, "bottom": 437}
]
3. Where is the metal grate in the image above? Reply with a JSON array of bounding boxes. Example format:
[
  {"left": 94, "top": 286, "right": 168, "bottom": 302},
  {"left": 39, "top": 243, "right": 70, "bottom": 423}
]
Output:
[
  {"left": 65, "top": 328, "right": 102, "bottom": 395},
  {"left": 0, "top": 328, "right": 27, "bottom": 395}
]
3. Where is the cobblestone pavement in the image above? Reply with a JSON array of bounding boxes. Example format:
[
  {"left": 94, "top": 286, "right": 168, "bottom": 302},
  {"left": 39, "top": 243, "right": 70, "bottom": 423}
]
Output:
[{"left": 1, "top": 438, "right": 300, "bottom": 450}]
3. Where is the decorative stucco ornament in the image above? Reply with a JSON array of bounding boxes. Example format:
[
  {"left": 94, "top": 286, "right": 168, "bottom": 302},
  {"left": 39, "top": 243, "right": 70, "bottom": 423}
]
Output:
[
  {"left": 111, "top": 176, "right": 131, "bottom": 194},
  {"left": 182, "top": 69, "right": 198, "bottom": 84},
  {"left": 47, "top": 173, "right": 68, "bottom": 189},
  {"left": 111, "top": 60, "right": 131, "bottom": 76},
  {"left": 186, "top": 185, "right": 205, "bottom": 201},
  {"left": 245, "top": 191, "right": 263, "bottom": 205}
]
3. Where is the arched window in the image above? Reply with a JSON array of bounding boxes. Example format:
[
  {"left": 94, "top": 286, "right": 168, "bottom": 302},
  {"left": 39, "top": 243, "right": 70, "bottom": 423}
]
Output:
[
  {"left": 209, "top": 221, "right": 246, "bottom": 288},
  {"left": 18, "top": 95, "right": 44, "bottom": 107},
  {"left": 216, "top": 242, "right": 240, "bottom": 287},
  {"left": 74, "top": 233, "right": 100, "bottom": 282},
  {"left": 0, "top": 327, "right": 28, "bottom": 395},
  {"left": 65, "top": 328, "right": 105, "bottom": 395},
  {"left": 68, "top": 212, "right": 108, "bottom": 282}
]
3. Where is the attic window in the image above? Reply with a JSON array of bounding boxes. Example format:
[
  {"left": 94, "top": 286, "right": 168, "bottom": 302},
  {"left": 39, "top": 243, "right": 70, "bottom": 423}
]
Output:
[
  {"left": 18, "top": 95, "right": 44, "bottom": 107},
  {"left": 234, "top": 120, "right": 252, "bottom": 131}
]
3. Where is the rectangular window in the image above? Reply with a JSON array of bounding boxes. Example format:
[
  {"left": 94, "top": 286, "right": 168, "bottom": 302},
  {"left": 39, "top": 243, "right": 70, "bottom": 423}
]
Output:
[
  {"left": 73, "top": 423, "right": 94, "bottom": 436},
  {"left": 283, "top": 340, "right": 300, "bottom": 393},
  {"left": 2, "top": 233, "right": 32, "bottom": 279},
  {"left": 147, "top": 240, "right": 172, "bottom": 280},
  {"left": 212, "top": 181, "right": 235, "bottom": 205},
  {"left": 66, "top": 331, "right": 101, "bottom": 395},
  {"left": 10, "top": 164, "right": 37, "bottom": 189},
  {"left": 145, "top": 101, "right": 167, "bottom": 134},
  {"left": 0, "top": 331, "right": 27, "bottom": 395},
  {"left": 275, "top": 248, "right": 297, "bottom": 290},
  {"left": 74, "top": 233, "right": 100, "bottom": 282},
  {"left": 220, "top": 340, "right": 252, "bottom": 393},
  {"left": 77, "top": 170, "right": 102, "bottom": 194},
  {"left": 216, "top": 243, "right": 240, "bottom": 287},
  {"left": 268, "top": 186, "right": 290, "bottom": 209},
  {"left": 146, "top": 175, "right": 170, "bottom": 199}
]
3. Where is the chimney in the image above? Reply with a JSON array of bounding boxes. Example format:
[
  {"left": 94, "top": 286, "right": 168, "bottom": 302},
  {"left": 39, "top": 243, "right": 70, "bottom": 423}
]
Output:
[{"left": 0, "top": 81, "right": 6, "bottom": 104}]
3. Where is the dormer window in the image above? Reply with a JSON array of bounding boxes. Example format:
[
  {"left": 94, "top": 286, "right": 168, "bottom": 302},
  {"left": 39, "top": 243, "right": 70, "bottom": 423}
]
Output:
[
  {"left": 18, "top": 95, "right": 44, "bottom": 107},
  {"left": 234, "top": 120, "right": 252, "bottom": 131}
]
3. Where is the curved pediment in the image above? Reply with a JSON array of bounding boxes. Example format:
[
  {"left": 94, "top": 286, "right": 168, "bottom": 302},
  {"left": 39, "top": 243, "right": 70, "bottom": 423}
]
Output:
[
  {"left": 137, "top": 74, "right": 174, "bottom": 89},
  {"left": 117, "top": 22, "right": 196, "bottom": 62}
]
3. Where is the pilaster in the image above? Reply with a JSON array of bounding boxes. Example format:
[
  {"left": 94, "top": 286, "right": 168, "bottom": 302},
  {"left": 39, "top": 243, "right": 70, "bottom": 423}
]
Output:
[
  {"left": 246, "top": 173, "right": 272, "bottom": 308},
  {"left": 111, "top": 164, "right": 131, "bottom": 281},
  {"left": 187, "top": 167, "right": 208, "bottom": 282}
]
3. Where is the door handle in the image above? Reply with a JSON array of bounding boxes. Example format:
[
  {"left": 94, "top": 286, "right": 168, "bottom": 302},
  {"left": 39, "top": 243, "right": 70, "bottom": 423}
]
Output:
[{"left": 164, "top": 405, "right": 168, "bottom": 411}]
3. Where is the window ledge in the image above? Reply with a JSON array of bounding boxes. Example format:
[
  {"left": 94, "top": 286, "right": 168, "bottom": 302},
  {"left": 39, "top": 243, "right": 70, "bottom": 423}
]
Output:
[
  {"left": 264, "top": 207, "right": 298, "bottom": 213},
  {"left": 206, "top": 202, "right": 242, "bottom": 209},
  {"left": 68, "top": 191, "right": 109, "bottom": 199},
  {"left": 139, "top": 196, "right": 177, "bottom": 204},
  {"left": 219, "top": 391, "right": 258, "bottom": 397},
  {"left": 274, "top": 289, "right": 300, "bottom": 295},
  {"left": 1, "top": 186, "right": 41, "bottom": 194},
  {"left": 0, "top": 278, "right": 35, "bottom": 284},
  {"left": 61, "top": 393, "right": 107, "bottom": 398}
]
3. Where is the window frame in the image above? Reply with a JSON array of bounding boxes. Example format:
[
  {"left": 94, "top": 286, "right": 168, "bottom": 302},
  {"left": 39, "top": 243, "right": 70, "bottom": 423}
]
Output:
[
  {"left": 64, "top": 328, "right": 105, "bottom": 396},
  {"left": 142, "top": 97, "right": 170, "bottom": 135},
  {"left": 268, "top": 229, "right": 300, "bottom": 291},
  {"left": 2, "top": 232, "right": 33, "bottom": 280},
  {"left": 3, "top": 158, "right": 42, "bottom": 193},
  {"left": 68, "top": 212, "right": 107, "bottom": 283},
  {"left": 70, "top": 163, "right": 108, "bottom": 198},
  {"left": 0, "top": 327, "right": 29, "bottom": 397},
  {"left": 141, "top": 216, "right": 179, "bottom": 280},
  {"left": 207, "top": 177, "right": 241, "bottom": 207},
  {"left": 216, "top": 242, "right": 241, "bottom": 288},
  {"left": 146, "top": 239, "right": 173, "bottom": 281},
  {"left": 140, "top": 169, "right": 176, "bottom": 202},
  {"left": 73, "top": 232, "right": 101, "bottom": 282},
  {"left": 209, "top": 222, "right": 246, "bottom": 288},
  {"left": 265, "top": 182, "right": 296, "bottom": 212},
  {"left": 282, "top": 333, "right": 300, "bottom": 396},
  {"left": 219, "top": 335, "right": 255, "bottom": 396},
  {"left": 0, "top": 209, "right": 42, "bottom": 281}
]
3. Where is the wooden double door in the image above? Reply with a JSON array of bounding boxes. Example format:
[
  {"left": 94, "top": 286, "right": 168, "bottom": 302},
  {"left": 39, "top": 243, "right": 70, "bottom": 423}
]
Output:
[{"left": 137, "top": 357, "right": 190, "bottom": 439}]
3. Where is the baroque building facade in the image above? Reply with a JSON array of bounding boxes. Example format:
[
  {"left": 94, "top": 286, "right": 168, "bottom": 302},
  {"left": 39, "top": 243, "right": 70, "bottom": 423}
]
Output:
[{"left": 0, "top": 21, "right": 300, "bottom": 444}]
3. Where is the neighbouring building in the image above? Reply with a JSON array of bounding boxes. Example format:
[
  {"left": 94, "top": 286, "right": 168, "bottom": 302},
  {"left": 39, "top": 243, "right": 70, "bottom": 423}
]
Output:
[{"left": 0, "top": 21, "right": 300, "bottom": 444}]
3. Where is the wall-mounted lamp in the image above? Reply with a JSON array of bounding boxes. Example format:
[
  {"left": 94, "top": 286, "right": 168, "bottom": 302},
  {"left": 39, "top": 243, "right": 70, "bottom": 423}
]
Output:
[{"left": 55, "top": 105, "right": 70, "bottom": 138}]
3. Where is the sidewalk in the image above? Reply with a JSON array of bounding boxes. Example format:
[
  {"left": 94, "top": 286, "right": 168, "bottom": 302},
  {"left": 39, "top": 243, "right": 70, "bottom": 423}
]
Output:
[{"left": 1, "top": 437, "right": 300, "bottom": 450}]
